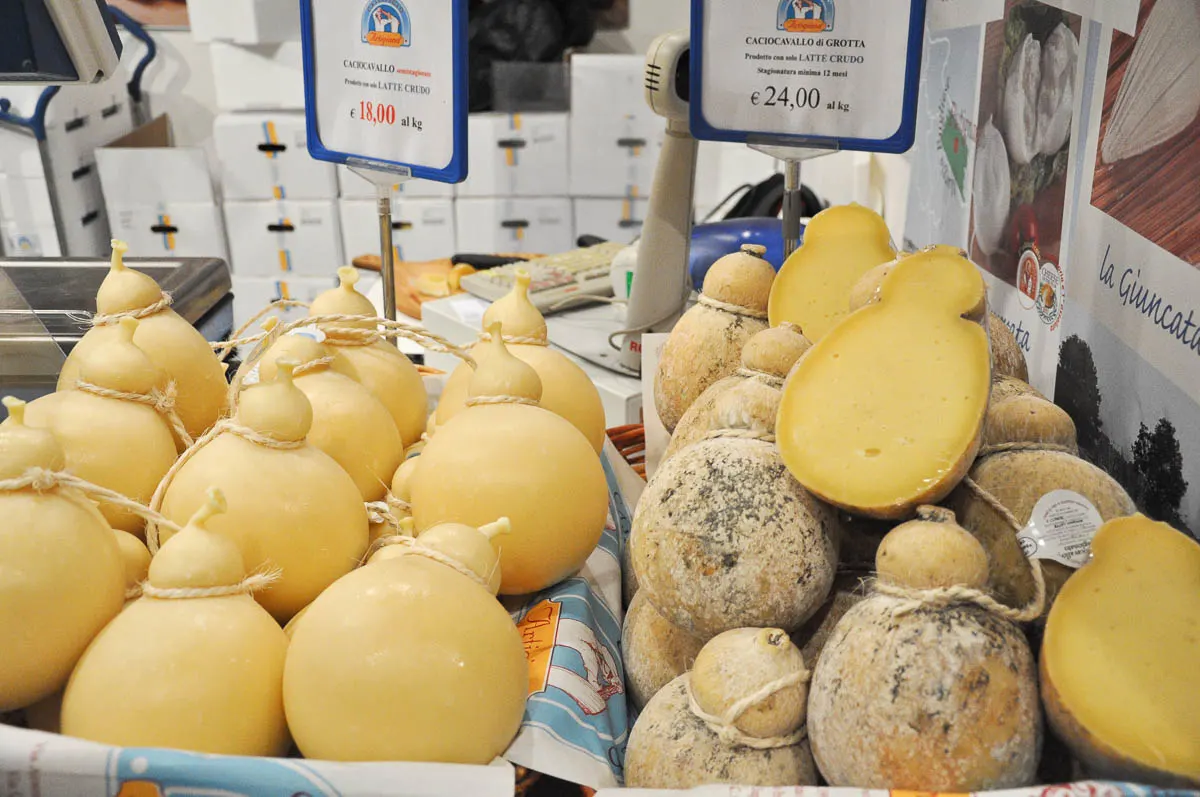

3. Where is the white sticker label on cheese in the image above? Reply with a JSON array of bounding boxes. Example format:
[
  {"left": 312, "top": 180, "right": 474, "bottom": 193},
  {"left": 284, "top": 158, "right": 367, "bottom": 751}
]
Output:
[{"left": 1015, "top": 490, "right": 1103, "bottom": 569}]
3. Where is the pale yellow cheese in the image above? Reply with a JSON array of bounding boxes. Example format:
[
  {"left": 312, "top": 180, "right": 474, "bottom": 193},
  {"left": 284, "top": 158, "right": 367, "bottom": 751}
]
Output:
[
  {"left": 768, "top": 204, "right": 895, "bottom": 340},
  {"left": 1042, "top": 515, "right": 1200, "bottom": 787},
  {"left": 776, "top": 247, "right": 990, "bottom": 519}
]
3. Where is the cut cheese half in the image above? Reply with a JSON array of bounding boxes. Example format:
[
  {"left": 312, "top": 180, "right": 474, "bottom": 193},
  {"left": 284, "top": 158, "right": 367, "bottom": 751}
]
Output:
[
  {"left": 1042, "top": 514, "right": 1200, "bottom": 787},
  {"left": 776, "top": 247, "right": 989, "bottom": 519},
  {"left": 768, "top": 204, "right": 895, "bottom": 340}
]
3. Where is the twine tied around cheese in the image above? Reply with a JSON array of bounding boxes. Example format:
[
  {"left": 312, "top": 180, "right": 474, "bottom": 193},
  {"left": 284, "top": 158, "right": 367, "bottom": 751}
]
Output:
[
  {"left": 210, "top": 299, "right": 314, "bottom": 358},
  {"left": 698, "top": 294, "right": 770, "bottom": 321},
  {"left": 139, "top": 566, "right": 282, "bottom": 600},
  {"left": 478, "top": 331, "right": 548, "bottom": 347},
  {"left": 225, "top": 313, "right": 474, "bottom": 414},
  {"left": 0, "top": 467, "right": 181, "bottom": 535},
  {"left": 366, "top": 535, "right": 489, "bottom": 589},
  {"left": 75, "top": 379, "right": 194, "bottom": 449},
  {"left": 703, "top": 427, "right": 777, "bottom": 445},
  {"left": 365, "top": 496, "right": 410, "bottom": 534},
  {"left": 71, "top": 293, "right": 175, "bottom": 328},
  {"left": 465, "top": 394, "right": 540, "bottom": 408},
  {"left": 894, "top": 439, "right": 1077, "bottom": 622},
  {"left": 292, "top": 356, "right": 336, "bottom": 378},
  {"left": 684, "top": 669, "right": 810, "bottom": 750},
  {"left": 735, "top": 367, "right": 786, "bottom": 389},
  {"left": 146, "top": 420, "right": 306, "bottom": 554}
]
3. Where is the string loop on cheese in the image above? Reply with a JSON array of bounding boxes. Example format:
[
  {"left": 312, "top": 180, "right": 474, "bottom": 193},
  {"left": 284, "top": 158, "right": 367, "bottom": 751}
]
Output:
[
  {"left": 291, "top": 356, "right": 337, "bottom": 377},
  {"left": 478, "top": 332, "right": 549, "bottom": 348},
  {"left": 697, "top": 294, "right": 770, "bottom": 320},
  {"left": 72, "top": 292, "right": 175, "bottom": 327},
  {"left": 366, "top": 535, "right": 489, "bottom": 588},
  {"left": 465, "top": 394, "right": 540, "bottom": 408},
  {"left": 684, "top": 670, "right": 810, "bottom": 750},
  {"left": 139, "top": 566, "right": 282, "bottom": 600},
  {"left": 702, "top": 428, "right": 777, "bottom": 444},
  {"left": 873, "top": 544, "right": 1047, "bottom": 623},
  {"left": 211, "top": 299, "right": 314, "bottom": 358},
  {"left": 146, "top": 420, "right": 309, "bottom": 554},
  {"left": 365, "top": 498, "right": 409, "bottom": 534},
  {"left": 734, "top": 367, "right": 786, "bottom": 389},
  {"left": 75, "top": 379, "right": 194, "bottom": 449},
  {"left": 0, "top": 466, "right": 181, "bottom": 535}
]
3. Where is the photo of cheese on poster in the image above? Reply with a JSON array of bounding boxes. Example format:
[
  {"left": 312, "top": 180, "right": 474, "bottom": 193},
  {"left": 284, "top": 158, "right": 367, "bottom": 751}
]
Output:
[
  {"left": 1090, "top": 0, "right": 1200, "bottom": 267},
  {"left": 968, "top": 1, "right": 1081, "bottom": 290}
]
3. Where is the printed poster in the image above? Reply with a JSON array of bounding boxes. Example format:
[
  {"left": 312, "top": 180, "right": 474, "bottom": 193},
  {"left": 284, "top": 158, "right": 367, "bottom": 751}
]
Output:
[{"left": 1061, "top": 2, "right": 1200, "bottom": 537}]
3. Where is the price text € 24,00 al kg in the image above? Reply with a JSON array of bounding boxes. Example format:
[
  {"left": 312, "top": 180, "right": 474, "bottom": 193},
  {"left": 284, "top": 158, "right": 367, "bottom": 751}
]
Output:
[{"left": 750, "top": 86, "right": 851, "bottom": 113}]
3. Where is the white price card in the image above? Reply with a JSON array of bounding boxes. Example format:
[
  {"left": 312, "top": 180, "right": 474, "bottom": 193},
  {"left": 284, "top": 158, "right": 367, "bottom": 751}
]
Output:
[
  {"left": 690, "top": 0, "right": 927, "bottom": 153},
  {"left": 299, "top": 0, "right": 467, "bottom": 182}
]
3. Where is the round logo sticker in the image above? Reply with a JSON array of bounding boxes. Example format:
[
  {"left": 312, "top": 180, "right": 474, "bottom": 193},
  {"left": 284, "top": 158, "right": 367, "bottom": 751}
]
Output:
[
  {"left": 1017, "top": 247, "right": 1040, "bottom": 309},
  {"left": 1036, "top": 259, "right": 1064, "bottom": 330}
]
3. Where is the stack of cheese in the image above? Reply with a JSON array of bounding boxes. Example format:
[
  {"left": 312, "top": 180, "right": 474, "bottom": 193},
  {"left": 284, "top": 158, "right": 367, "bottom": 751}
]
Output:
[
  {"left": 626, "top": 205, "right": 1199, "bottom": 791},
  {"left": 0, "top": 239, "right": 613, "bottom": 767}
]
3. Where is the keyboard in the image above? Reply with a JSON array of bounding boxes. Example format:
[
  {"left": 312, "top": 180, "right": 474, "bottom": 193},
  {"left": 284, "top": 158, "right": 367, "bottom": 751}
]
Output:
[{"left": 458, "top": 241, "right": 626, "bottom": 314}]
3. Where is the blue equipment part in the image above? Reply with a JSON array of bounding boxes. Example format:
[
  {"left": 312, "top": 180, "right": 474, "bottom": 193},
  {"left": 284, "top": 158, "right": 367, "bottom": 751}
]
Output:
[{"left": 690, "top": 217, "right": 802, "bottom": 291}]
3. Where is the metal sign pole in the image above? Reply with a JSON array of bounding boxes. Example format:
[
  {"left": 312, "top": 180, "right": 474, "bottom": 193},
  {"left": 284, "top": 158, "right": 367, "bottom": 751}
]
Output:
[{"left": 376, "top": 183, "right": 397, "bottom": 324}]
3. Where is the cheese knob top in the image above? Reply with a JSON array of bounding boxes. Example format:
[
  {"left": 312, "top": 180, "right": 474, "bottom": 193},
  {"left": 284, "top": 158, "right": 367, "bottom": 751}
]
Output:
[
  {"left": 236, "top": 360, "right": 314, "bottom": 442},
  {"left": 79, "top": 317, "right": 164, "bottom": 395},
  {"left": 148, "top": 487, "right": 246, "bottom": 590},
  {"left": 0, "top": 396, "right": 65, "bottom": 476},
  {"left": 467, "top": 323, "right": 543, "bottom": 404},
  {"left": 418, "top": 518, "right": 511, "bottom": 595},
  {"left": 259, "top": 335, "right": 331, "bottom": 381},
  {"left": 876, "top": 505, "right": 990, "bottom": 590},
  {"left": 481, "top": 269, "right": 547, "bottom": 342},
  {"left": 701, "top": 244, "right": 777, "bottom": 311},
  {"left": 740, "top": 323, "right": 812, "bottom": 378},
  {"left": 309, "top": 267, "right": 376, "bottom": 329},
  {"left": 96, "top": 239, "right": 163, "bottom": 315}
]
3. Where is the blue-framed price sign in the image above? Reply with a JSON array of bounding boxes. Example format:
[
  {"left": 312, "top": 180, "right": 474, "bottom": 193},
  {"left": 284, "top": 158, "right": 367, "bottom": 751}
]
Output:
[
  {"left": 299, "top": 0, "right": 468, "bottom": 182},
  {"left": 690, "top": 0, "right": 928, "bottom": 153}
]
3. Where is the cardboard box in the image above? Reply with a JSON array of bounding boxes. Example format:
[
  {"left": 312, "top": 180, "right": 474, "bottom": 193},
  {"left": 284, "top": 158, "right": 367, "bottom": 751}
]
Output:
[
  {"left": 210, "top": 42, "right": 305, "bottom": 112},
  {"left": 339, "top": 198, "right": 455, "bottom": 264},
  {"left": 188, "top": 0, "right": 301, "bottom": 44},
  {"left": 455, "top": 198, "right": 573, "bottom": 256},
  {"left": 568, "top": 55, "right": 665, "bottom": 199},
  {"left": 215, "top": 113, "right": 338, "bottom": 201},
  {"left": 458, "top": 113, "right": 569, "bottom": 198},
  {"left": 573, "top": 198, "right": 646, "bottom": 245},
  {"left": 0, "top": 173, "right": 59, "bottom": 256},
  {"left": 95, "top": 116, "right": 227, "bottom": 259},
  {"left": 223, "top": 199, "right": 343, "bottom": 277},
  {"left": 337, "top": 166, "right": 455, "bottom": 199}
]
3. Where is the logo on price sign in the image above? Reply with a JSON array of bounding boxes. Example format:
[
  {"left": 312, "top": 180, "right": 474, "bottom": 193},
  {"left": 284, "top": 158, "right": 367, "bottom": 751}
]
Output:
[
  {"left": 777, "top": 0, "right": 835, "bottom": 33},
  {"left": 362, "top": 0, "right": 411, "bottom": 48}
]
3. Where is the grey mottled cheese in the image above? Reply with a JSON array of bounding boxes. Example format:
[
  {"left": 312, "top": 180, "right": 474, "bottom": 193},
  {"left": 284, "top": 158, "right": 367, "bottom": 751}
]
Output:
[
  {"left": 808, "top": 595, "right": 1041, "bottom": 791},
  {"left": 625, "top": 676, "right": 817, "bottom": 789},
  {"left": 631, "top": 436, "right": 839, "bottom": 638}
]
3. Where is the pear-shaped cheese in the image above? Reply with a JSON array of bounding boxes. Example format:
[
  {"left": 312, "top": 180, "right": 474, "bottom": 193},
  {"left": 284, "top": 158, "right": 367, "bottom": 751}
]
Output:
[
  {"left": 284, "top": 520, "right": 527, "bottom": 763},
  {"left": 655, "top": 245, "right": 774, "bottom": 432},
  {"left": 769, "top": 204, "right": 896, "bottom": 341},
  {"left": 21, "top": 318, "right": 177, "bottom": 534},
  {"left": 437, "top": 271, "right": 606, "bottom": 452},
  {"left": 159, "top": 363, "right": 368, "bottom": 621},
  {"left": 1042, "top": 515, "right": 1200, "bottom": 788},
  {"left": 0, "top": 398, "right": 125, "bottom": 711},
  {"left": 665, "top": 323, "right": 811, "bottom": 462},
  {"left": 411, "top": 324, "right": 608, "bottom": 594},
  {"left": 59, "top": 240, "right": 227, "bottom": 439},
  {"left": 259, "top": 334, "right": 404, "bottom": 501},
  {"left": 62, "top": 489, "right": 290, "bottom": 756},
  {"left": 311, "top": 267, "right": 428, "bottom": 447},
  {"left": 778, "top": 247, "right": 990, "bottom": 519}
]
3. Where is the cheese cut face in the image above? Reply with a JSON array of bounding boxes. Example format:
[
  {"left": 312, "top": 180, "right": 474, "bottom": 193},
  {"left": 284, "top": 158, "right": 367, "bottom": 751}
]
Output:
[
  {"left": 1042, "top": 515, "right": 1200, "bottom": 785},
  {"left": 767, "top": 204, "right": 896, "bottom": 341},
  {"left": 776, "top": 247, "right": 990, "bottom": 519}
]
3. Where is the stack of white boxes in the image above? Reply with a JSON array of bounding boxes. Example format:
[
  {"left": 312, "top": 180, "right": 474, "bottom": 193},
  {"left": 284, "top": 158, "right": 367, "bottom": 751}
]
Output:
[
  {"left": 189, "top": 0, "right": 346, "bottom": 329},
  {"left": 456, "top": 113, "right": 572, "bottom": 255},
  {"left": 337, "top": 168, "right": 456, "bottom": 267},
  {"left": 568, "top": 55, "right": 664, "bottom": 247},
  {"left": 0, "top": 79, "right": 135, "bottom": 257}
]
